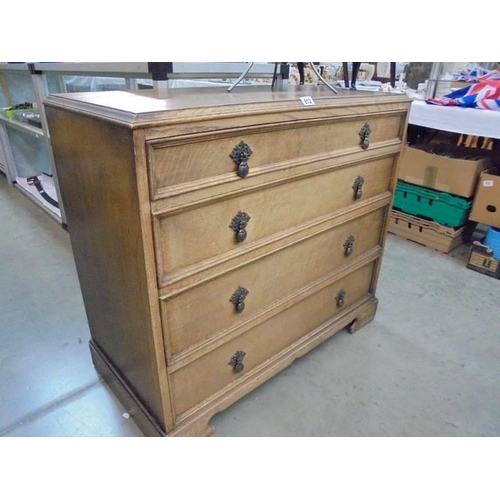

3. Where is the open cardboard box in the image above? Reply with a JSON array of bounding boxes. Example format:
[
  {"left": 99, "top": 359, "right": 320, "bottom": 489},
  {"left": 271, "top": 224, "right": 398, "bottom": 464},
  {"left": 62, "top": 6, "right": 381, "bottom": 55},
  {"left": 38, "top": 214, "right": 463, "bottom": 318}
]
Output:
[
  {"left": 469, "top": 167, "right": 500, "bottom": 227},
  {"left": 398, "top": 144, "right": 491, "bottom": 198}
]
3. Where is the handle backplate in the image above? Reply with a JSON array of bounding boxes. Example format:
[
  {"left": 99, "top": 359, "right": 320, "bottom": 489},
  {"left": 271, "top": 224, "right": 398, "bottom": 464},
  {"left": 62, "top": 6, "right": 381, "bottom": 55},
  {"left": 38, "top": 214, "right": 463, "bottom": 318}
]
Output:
[
  {"left": 230, "top": 141, "right": 253, "bottom": 178},
  {"left": 352, "top": 176, "right": 364, "bottom": 200},
  {"left": 359, "top": 123, "right": 371, "bottom": 150},
  {"left": 230, "top": 286, "right": 249, "bottom": 313},
  {"left": 230, "top": 211, "right": 251, "bottom": 243},
  {"left": 344, "top": 235, "right": 355, "bottom": 256},
  {"left": 336, "top": 289, "right": 347, "bottom": 308},
  {"left": 229, "top": 350, "right": 246, "bottom": 373}
]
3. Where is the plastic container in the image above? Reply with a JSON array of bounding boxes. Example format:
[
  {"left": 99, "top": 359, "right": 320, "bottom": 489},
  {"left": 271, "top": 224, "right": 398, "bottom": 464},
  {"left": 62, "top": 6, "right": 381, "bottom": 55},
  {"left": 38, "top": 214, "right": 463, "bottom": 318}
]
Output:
[
  {"left": 484, "top": 226, "right": 500, "bottom": 259},
  {"left": 393, "top": 181, "right": 472, "bottom": 227}
]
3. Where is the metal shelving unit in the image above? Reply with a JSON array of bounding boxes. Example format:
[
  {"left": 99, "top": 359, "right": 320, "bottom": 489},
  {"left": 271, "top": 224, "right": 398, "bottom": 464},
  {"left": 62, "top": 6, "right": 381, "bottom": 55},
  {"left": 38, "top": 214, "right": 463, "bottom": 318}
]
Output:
[
  {"left": 0, "top": 113, "right": 44, "bottom": 137},
  {"left": 0, "top": 63, "right": 64, "bottom": 223},
  {"left": 32, "top": 62, "right": 283, "bottom": 83}
]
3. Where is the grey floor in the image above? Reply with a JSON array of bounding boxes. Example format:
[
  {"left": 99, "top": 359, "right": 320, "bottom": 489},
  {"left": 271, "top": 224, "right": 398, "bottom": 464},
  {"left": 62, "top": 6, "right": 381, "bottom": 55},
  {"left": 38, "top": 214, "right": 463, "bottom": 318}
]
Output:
[{"left": 1, "top": 173, "right": 499, "bottom": 438}]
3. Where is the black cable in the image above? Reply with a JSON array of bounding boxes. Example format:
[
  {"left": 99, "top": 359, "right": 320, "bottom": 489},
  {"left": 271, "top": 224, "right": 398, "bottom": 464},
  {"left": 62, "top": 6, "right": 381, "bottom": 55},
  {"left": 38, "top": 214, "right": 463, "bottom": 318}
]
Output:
[{"left": 27, "top": 176, "right": 59, "bottom": 208}]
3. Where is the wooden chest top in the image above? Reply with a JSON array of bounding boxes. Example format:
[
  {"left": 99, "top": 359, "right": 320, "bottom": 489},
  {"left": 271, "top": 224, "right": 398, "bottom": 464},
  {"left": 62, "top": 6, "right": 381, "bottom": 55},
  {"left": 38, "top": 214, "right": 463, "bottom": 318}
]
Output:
[{"left": 44, "top": 86, "right": 411, "bottom": 127}]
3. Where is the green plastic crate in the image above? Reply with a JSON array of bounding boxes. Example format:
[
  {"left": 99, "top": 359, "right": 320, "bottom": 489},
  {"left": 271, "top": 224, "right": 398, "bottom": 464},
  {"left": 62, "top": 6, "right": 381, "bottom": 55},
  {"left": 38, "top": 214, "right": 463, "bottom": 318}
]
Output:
[{"left": 393, "top": 181, "right": 472, "bottom": 227}]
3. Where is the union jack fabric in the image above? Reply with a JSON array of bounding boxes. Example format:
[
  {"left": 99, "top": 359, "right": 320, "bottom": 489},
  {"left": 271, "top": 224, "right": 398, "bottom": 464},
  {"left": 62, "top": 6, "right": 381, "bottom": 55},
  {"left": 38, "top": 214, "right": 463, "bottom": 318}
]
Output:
[
  {"left": 453, "top": 66, "right": 500, "bottom": 82},
  {"left": 427, "top": 79, "right": 500, "bottom": 111}
]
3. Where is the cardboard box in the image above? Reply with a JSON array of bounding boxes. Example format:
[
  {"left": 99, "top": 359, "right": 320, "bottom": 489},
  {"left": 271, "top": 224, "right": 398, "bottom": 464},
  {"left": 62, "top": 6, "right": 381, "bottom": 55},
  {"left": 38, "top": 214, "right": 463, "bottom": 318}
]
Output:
[
  {"left": 467, "top": 241, "right": 500, "bottom": 280},
  {"left": 388, "top": 209, "right": 475, "bottom": 253},
  {"left": 398, "top": 144, "right": 491, "bottom": 198},
  {"left": 469, "top": 167, "right": 500, "bottom": 228}
]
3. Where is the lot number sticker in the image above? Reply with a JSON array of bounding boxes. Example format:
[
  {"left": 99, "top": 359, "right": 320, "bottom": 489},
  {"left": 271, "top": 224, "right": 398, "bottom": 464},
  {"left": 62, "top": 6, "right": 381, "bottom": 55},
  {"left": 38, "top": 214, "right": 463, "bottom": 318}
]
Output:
[{"left": 300, "top": 96, "right": 316, "bottom": 106}]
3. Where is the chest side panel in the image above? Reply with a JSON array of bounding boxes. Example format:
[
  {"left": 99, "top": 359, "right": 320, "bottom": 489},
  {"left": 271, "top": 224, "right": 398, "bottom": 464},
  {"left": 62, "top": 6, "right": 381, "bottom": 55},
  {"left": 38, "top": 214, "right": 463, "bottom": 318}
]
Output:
[{"left": 45, "top": 106, "right": 168, "bottom": 431}]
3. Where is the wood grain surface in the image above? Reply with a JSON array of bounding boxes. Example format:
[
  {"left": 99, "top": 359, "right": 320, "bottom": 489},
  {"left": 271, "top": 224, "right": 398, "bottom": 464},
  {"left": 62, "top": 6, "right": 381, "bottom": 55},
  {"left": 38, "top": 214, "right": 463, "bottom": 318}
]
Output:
[
  {"left": 148, "top": 114, "right": 403, "bottom": 193},
  {"left": 155, "top": 156, "right": 395, "bottom": 279},
  {"left": 163, "top": 208, "right": 385, "bottom": 358},
  {"left": 45, "top": 107, "right": 171, "bottom": 432},
  {"left": 44, "top": 87, "right": 410, "bottom": 437},
  {"left": 171, "top": 260, "right": 377, "bottom": 417}
]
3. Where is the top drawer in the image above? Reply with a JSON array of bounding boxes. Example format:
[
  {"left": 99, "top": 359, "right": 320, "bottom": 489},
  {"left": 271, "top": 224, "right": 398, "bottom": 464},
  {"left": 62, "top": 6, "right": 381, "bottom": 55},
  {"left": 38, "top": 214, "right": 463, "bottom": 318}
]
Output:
[{"left": 147, "top": 112, "right": 405, "bottom": 199}]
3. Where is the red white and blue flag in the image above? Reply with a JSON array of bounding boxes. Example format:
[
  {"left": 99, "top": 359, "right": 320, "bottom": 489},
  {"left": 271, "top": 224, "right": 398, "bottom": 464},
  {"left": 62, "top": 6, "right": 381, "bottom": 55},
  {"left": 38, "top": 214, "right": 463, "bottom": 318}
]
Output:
[
  {"left": 427, "top": 74, "right": 500, "bottom": 111},
  {"left": 453, "top": 66, "right": 500, "bottom": 82}
]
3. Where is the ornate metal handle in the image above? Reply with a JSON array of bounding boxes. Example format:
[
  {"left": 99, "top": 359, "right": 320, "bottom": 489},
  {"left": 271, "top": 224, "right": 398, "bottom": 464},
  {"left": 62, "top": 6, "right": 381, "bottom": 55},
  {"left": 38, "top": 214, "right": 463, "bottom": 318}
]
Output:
[
  {"left": 230, "top": 287, "right": 249, "bottom": 314},
  {"left": 230, "top": 211, "right": 251, "bottom": 243},
  {"left": 230, "top": 141, "right": 253, "bottom": 178},
  {"left": 343, "top": 235, "right": 355, "bottom": 256},
  {"left": 359, "top": 123, "right": 371, "bottom": 150},
  {"left": 352, "top": 176, "right": 364, "bottom": 200},
  {"left": 336, "top": 289, "right": 346, "bottom": 308},
  {"left": 229, "top": 350, "right": 246, "bottom": 373}
]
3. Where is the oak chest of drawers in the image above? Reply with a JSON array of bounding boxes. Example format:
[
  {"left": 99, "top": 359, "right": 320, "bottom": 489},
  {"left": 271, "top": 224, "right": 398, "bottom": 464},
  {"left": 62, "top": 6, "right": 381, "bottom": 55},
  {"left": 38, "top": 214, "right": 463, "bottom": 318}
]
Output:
[{"left": 45, "top": 86, "right": 410, "bottom": 436}]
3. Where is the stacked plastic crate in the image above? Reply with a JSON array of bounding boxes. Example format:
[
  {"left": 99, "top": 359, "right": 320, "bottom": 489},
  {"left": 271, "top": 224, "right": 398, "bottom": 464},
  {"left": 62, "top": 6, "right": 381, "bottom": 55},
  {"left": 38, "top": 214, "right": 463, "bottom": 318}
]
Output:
[{"left": 389, "top": 142, "right": 492, "bottom": 253}]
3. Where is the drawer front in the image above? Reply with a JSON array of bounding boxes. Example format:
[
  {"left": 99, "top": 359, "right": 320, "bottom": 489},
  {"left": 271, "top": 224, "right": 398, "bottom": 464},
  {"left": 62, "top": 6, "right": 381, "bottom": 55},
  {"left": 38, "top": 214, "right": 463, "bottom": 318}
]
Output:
[
  {"left": 170, "top": 260, "right": 376, "bottom": 416},
  {"left": 148, "top": 113, "right": 403, "bottom": 196},
  {"left": 155, "top": 156, "right": 394, "bottom": 280},
  {"left": 163, "top": 208, "right": 385, "bottom": 357}
]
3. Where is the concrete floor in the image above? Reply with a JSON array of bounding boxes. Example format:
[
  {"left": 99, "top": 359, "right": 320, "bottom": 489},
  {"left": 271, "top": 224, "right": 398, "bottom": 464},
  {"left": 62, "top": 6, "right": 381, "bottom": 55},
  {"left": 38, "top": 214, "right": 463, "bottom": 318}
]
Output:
[{"left": 1, "top": 174, "right": 499, "bottom": 437}]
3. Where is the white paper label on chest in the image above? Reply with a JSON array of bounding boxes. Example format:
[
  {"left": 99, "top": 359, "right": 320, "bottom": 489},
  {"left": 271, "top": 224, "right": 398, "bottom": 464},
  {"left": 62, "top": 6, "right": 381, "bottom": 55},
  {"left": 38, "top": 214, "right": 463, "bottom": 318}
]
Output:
[{"left": 300, "top": 96, "right": 316, "bottom": 106}]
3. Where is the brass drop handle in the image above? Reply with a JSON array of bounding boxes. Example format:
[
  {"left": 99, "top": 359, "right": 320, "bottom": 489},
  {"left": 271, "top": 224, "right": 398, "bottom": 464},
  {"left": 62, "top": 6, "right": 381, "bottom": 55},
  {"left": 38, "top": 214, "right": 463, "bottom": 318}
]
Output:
[
  {"left": 359, "top": 123, "right": 371, "bottom": 150},
  {"left": 230, "top": 286, "right": 249, "bottom": 314},
  {"left": 229, "top": 350, "right": 246, "bottom": 373},
  {"left": 336, "top": 289, "right": 347, "bottom": 308},
  {"left": 344, "top": 235, "right": 355, "bottom": 256},
  {"left": 352, "top": 176, "right": 364, "bottom": 200},
  {"left": 230, "top": 211, "right": 251, "bottom": 243},
  {"left": 230, "top": 141, "right": 253, "bottom": 178}
]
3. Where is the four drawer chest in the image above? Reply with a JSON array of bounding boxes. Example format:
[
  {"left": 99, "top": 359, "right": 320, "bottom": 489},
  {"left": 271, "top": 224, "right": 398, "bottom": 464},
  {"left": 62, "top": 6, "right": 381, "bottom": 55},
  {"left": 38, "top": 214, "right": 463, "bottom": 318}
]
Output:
[{"left": 45, "top": 86, "right": 410, "bottom": 436}]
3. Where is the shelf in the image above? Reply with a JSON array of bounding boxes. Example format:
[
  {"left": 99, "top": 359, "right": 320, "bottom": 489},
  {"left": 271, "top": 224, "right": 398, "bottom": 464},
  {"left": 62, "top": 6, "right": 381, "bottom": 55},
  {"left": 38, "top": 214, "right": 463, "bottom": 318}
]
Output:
[
  {"left": 33, "top": 62, "right": 151, "bottom": 77},
  {"left": 0, "top": 63, "right": 30, "bottom": 72},
  {"left": 0, "top": 113, "right": 44, "bottom": 138},
  {"left": 165, "top": 62, "right": 278, "bottom": 79},
  {"left": 32, "top": 62, "right": 279, "bottom": 80}
]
